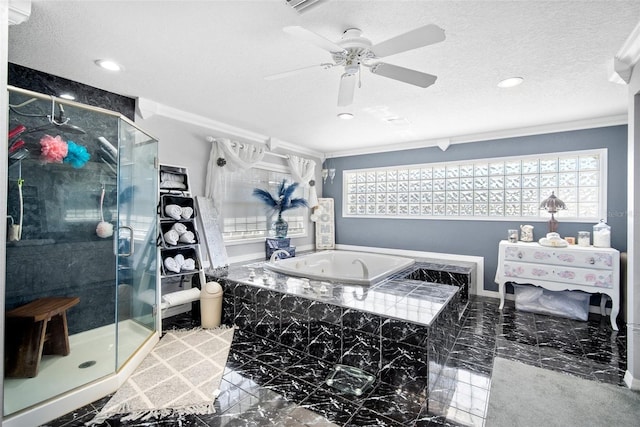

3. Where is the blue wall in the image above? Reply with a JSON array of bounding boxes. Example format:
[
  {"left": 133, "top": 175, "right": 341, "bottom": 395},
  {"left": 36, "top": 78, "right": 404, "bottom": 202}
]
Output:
[{"left": 323, "top": 126, "right": 628, "bottom": 292}]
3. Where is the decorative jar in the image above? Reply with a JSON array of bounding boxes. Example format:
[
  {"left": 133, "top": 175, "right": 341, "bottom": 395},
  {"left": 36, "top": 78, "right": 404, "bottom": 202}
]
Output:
[
  {"left": 274, "top": 214, "right": 289, "bottom": 238},
  {"left": 578, "top": 231, "right": 590, "bottom": 247},
  {"left": 593, "top": 219, "right": 611, "bottom": 248}
]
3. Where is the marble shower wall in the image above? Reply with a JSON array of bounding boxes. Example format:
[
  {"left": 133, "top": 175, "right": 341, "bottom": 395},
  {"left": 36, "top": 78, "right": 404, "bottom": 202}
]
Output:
[{"left": 5, "top": 64, "right": 136, "bottom": 334}]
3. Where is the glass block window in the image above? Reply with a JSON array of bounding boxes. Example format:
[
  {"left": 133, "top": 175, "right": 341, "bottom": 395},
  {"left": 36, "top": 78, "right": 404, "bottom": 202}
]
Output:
[
  {"left": 343, "top": 149, "right": 607, "bottom": 222},
  {"left": 221, "top": 165, "right": 307, "bottom": 242}
]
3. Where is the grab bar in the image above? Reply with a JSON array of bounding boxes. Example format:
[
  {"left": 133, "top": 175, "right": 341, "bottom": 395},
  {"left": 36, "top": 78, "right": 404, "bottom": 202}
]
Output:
[{"left": 352, "top": 258, "right": 369, "bottom": 279}]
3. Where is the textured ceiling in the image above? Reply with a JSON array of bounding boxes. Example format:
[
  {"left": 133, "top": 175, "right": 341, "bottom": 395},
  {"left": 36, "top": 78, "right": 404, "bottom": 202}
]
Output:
[{"left": 8, "top": 0, "right": 640, "bottom": 156}]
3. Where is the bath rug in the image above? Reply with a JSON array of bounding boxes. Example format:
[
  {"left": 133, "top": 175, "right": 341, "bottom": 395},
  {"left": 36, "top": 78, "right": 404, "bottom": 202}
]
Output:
[
  {"left": 87, "top": 327, "right": 235, "bottom": 425},
  {"left": 486, "top": 357, "right": 640, "bottom": 427}
]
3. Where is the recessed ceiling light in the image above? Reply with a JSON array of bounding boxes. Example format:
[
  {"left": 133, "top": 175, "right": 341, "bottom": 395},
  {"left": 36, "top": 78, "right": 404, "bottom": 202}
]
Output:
[
  {"left": 498, "top": 77, "right": 524, "bottom": 88},
  {"left": 59, "top": 93, "right": 75, "bottom": 100},
  {"left": 95, "top": 59, "right": 122, "bottom": 71},
  {"left": 337, "top": 112, "right": 354, "bottom": 120}
]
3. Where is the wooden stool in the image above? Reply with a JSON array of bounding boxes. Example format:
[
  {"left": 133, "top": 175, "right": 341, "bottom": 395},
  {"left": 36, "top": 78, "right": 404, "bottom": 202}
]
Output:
[{"left": 4, "top": 297, "right": 80, "bottom": 378}]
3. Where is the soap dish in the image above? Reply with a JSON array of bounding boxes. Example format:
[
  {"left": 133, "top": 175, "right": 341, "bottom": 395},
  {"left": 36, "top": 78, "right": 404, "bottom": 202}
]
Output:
[{"left": 325, "top": 364, "right": 375, "bottom": 396}]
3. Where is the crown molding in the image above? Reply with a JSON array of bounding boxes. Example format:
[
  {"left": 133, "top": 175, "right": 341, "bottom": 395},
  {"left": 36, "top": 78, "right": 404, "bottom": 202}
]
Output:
[
  {"left": 136, "top": 97, "right": 323, "bottom": 160},
  {"left": 324, "top": 114, "right": 628, "bottom": 158},
  {"left": 8, "top": 0, "right": 30, "bottom": 25},
  {"left": 613, "top": 21, "right": 640, "bottom": 84}
]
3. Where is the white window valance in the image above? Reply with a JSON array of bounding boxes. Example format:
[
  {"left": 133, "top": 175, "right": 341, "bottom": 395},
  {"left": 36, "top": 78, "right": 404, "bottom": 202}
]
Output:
[
  {"left": 205, "top": 137, "right": 319, "bottom": 213},
  {"left": 205, "top": 138, "right": 266, "bottom": 210},
  {"left": 287, "top": 154, "right": 319, "bottom": 208}
]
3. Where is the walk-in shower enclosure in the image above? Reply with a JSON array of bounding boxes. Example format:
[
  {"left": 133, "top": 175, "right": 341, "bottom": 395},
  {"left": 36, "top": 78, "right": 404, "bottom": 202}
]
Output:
[{"left": 3, "top": 86, "right": 159, "bottom": 421}]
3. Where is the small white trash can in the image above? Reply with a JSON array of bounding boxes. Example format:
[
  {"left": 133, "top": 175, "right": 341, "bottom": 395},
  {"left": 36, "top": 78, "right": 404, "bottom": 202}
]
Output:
[{"left": 200, "top": 281, "right": 223, "bottom": 328}]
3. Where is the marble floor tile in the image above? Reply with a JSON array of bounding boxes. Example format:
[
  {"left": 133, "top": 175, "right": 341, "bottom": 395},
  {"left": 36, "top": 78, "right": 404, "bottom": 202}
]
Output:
[{"left": 44, "top": 297, "right": 627, "bottom": 427}]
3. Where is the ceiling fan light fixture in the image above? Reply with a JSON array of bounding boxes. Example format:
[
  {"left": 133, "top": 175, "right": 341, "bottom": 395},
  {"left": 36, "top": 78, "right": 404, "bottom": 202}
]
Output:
[
  {"left": 337, "top": 112, "right": 354, "bottom": 120},
  {"left": 497, "top": 77, "right": 524, "bottom": 88},
  {"left": 95, "top": 59, "right": 122, "bottom": 72}
]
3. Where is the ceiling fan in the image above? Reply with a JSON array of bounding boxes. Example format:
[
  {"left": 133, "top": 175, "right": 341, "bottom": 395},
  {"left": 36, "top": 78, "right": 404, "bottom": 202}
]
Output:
[{"left": 265, "top": 24, "right": 446, "bottom": 107}]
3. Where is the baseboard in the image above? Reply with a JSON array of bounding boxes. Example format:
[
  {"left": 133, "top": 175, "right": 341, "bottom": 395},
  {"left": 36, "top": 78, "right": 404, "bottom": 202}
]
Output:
[{"left": 624, "top": 370, "right": 640, "bottom": 390}]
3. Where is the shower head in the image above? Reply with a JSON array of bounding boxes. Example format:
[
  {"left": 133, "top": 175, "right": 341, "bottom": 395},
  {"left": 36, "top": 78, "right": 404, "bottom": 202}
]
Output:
[{"left": 51, "top": 104, "right": 87, "bottom": 134}]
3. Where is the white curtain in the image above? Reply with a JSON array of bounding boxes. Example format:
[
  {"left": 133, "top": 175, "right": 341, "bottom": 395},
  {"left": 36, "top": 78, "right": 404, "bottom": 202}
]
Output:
[
  {"left": 205, "top": 138, "right": 265, "bottom": 210},
  {"left": 287, "top": 155, "right": 319, "bottom": 208}
]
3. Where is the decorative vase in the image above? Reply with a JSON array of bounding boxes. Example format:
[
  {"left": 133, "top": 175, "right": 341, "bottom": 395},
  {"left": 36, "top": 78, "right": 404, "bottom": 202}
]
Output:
[{"left": 274, "top": 213, "right": 288, "bottom": 238}]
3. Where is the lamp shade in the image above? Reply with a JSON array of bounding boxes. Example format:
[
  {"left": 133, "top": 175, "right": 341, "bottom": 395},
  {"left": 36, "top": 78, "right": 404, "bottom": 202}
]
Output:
[{"left": 540, "top": 191, "right": 566, "bottom": 214}]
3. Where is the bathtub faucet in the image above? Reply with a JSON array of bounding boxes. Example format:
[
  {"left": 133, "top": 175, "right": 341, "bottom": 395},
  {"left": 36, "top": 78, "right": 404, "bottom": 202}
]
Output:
[
  {"left": 351, "top": 258, "right": 369, "bottom": 279},
  {"left": 270, "top": 249, "right": 291, "bottom": 263}
]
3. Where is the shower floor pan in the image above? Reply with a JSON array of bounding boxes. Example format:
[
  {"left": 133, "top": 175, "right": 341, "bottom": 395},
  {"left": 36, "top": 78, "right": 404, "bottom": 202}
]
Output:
[{"left": 3, "top": 319, "right": 152, "bottom": 415}]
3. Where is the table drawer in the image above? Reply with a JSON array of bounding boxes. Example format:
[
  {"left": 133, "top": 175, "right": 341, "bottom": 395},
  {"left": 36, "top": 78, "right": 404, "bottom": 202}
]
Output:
[
  {"left": 503, "top": 246, "right": 614, "bottom": 270},
  {"left": 503, "top": 261, "right": 614, "bottom": 289}
]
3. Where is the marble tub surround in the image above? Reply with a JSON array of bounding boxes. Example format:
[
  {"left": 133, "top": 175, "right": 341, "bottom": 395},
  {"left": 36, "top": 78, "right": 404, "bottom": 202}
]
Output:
[
  {"left": 405, "top": 261, "right": 474, "bottom": 303},
  {"left": 214, "top": 260, "right": 463, "bottom": 392}
]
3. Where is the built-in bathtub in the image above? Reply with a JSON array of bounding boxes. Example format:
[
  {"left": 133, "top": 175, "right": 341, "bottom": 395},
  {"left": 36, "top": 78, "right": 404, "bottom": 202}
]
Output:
[
  {"left": 208, "top": 251, "right": 476, "bottom": 394},
  {"left": 263, "top": 250, "right": 415, "bottom": 285}
]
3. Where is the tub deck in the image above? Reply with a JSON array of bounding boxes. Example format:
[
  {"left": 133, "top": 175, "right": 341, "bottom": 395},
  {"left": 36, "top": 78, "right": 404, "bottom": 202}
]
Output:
[{"left": 229, "top": 260, "right": 458, "bottom": 327}]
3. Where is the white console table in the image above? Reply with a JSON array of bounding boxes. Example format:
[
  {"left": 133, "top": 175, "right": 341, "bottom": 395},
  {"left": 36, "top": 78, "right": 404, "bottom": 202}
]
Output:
[{"left": 495, "top": 240, "right": 620, "bottom": 330}]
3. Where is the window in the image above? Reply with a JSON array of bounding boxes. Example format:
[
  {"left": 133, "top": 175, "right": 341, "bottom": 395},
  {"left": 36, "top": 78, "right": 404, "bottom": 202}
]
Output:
[
  {"left": 343, "top": 149, "right": 607, "bottom": 222},
  {"left": 221, "top": 163, "right": 307, "bottom": 243}
]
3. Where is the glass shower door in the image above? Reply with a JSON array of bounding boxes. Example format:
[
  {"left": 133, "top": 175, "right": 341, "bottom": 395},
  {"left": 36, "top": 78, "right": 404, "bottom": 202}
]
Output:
[{"left": 115, "top": 120, "right": 158, "bottom": 370}]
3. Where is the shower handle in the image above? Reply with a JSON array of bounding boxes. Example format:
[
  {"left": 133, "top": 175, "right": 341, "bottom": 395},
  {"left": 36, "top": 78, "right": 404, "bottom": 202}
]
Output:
[{"left": 118, "top": 225, "right": 135, "bottom": 257}]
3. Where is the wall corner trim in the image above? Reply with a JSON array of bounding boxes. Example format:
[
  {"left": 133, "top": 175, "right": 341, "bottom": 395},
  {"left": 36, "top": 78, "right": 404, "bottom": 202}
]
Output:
[
  {"left": 614, "top": 21, "right": 640, "bottom": 84},
  {"left": 8, "top": 0, "right": 30, "bottom": 25}
]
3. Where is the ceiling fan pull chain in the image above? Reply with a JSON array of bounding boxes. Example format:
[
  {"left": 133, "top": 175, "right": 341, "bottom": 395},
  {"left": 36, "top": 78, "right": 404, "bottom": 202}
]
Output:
[{"left": 358, "top": 69, "right": 362, "bottom": 88}]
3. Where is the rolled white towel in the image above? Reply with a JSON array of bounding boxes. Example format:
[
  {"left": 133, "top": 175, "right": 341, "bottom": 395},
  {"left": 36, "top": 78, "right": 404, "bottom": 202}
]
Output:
[
  {"left": 174, "top": 253, "right": 185, "bottom": 267},
  {"left": 182, "top": 257, "right": 196, "bottom": 270},
  {"left": 178, "top": 231, "right": 196, "bottom": 244},
  {"left": 181, "top": 206, "right": 194, "bottom": 219},
  {"left": 161, "top": 172, "right": 184, "bottom": 183},
  {"left": 162, "top": 288, "right": 201, "bottom": 306},
  {"left": 164, "top": 229, "right": 179, "bottom": 246},
  {"left": 165, "top": 204, "right": 182, "bottom": 220},
  {"left": 163, "top": 257, "right": 180, "bottom": 274},
  {"left": 172, "top": 222, "right": 188, "bottom": 235}
]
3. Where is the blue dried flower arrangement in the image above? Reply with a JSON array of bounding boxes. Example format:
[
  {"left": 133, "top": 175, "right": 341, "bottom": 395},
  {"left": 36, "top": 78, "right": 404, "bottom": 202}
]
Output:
[
  {"left": 252, "top": 179, "right": 308, "bottom": 216},
  {"left": 253, "top": 179, "right": 308, "bottom": 238}
]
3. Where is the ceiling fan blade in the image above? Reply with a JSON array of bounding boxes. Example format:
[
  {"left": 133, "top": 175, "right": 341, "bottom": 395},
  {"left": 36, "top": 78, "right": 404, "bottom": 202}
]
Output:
[
  {"left": 370, "top": 63, "right": 437, "bottom": 88},
  {"left": 337, "top": 73, "right": 357, "bottom": 107},
  {"left": 370, "top": 24, "right": 445, "bottom": 58},
  {"left": 283, "top": 26, "right": 347, "bottom": 54},
  {"left": 264, "top": 63, "right": 334, "bottom": 80}
]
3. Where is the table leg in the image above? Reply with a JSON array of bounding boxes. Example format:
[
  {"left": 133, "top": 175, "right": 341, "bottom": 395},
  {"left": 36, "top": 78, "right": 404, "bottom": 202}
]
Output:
[
  {"left": 608, "top": 293, "right": 619, "bottom": 331},
  {"left": 600, "top": 295, "right": 607, "bottom": 316},
  {"left": 499, "top": 281, "right": 505, "bottom": 310}
]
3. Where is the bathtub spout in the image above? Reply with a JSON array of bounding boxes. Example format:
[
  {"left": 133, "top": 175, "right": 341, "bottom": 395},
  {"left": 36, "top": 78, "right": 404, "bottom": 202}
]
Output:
[
  {"left": 352, "top": 258, "right": 369, "bottom": 279},
  {"left": 270, "top": 249, "right": 291, "bottom": 263}
]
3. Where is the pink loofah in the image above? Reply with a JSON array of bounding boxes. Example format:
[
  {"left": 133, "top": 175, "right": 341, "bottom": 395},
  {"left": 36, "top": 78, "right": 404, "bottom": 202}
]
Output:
[{"left": 39, "top": 134, "right": 68, "bottom": 163}]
